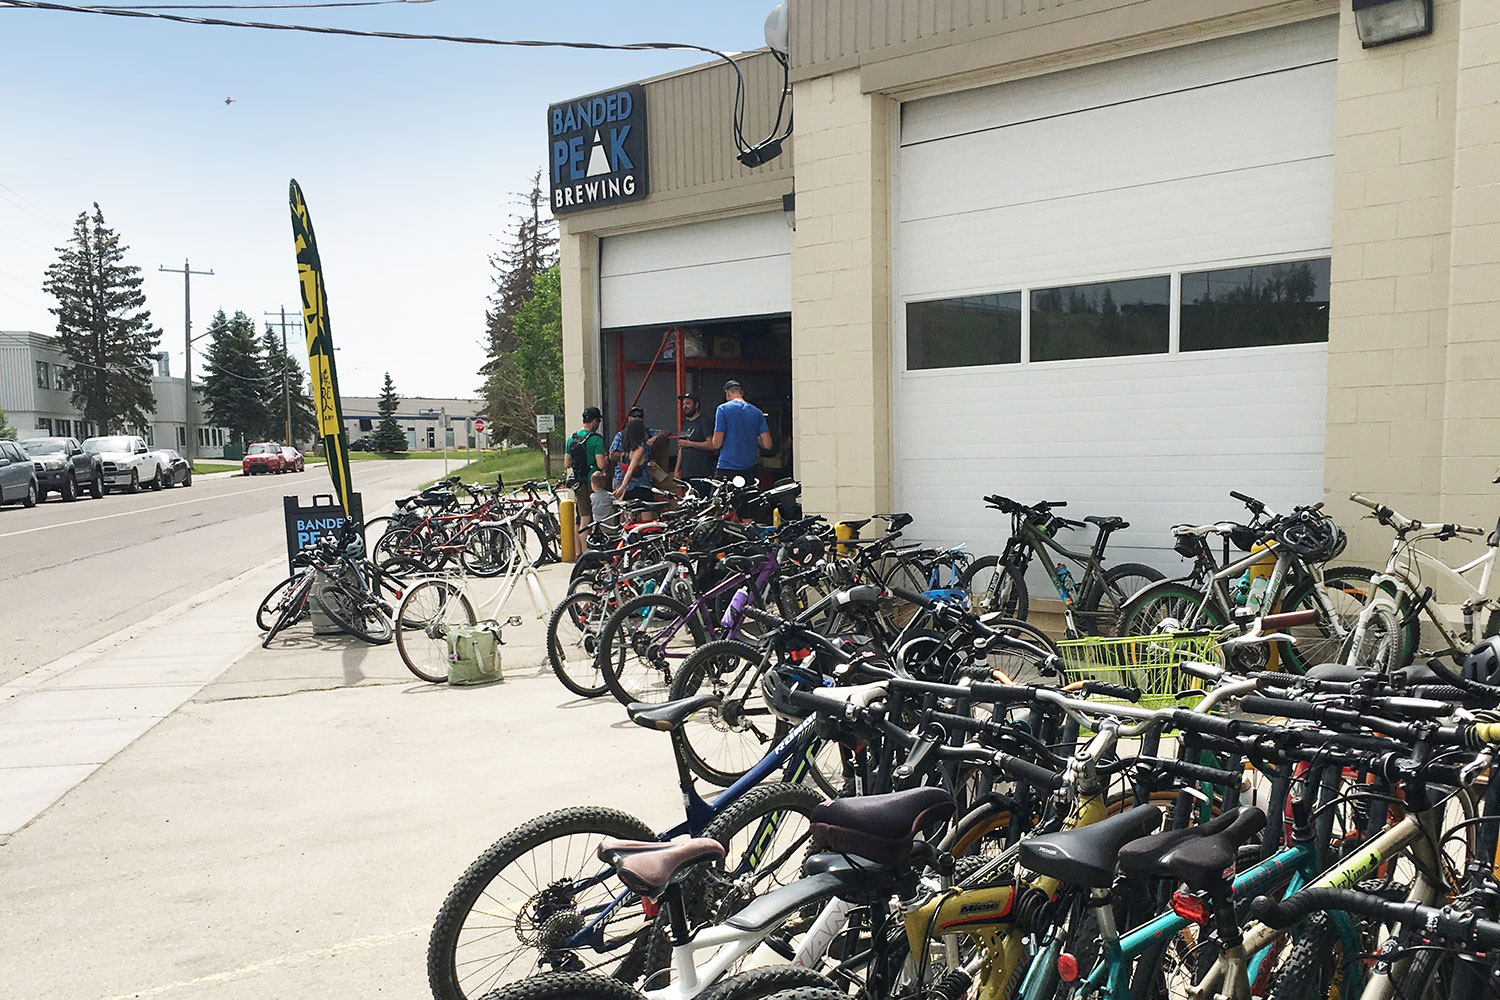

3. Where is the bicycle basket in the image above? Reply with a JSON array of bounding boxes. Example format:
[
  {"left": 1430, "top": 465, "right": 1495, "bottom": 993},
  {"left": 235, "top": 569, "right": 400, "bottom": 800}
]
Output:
[{"left": 1055, "top": 632, "right": 1223, "bottom": 710}]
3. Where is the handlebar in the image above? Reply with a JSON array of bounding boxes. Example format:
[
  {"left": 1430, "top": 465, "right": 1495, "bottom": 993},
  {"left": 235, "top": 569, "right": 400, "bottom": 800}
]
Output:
[
  {"left": 1229, "top": 490, "right": 1265, "bottom": 515},
  {"left": 1250, "top": 889, "right": 1500, "bottom": 949},
  {"left": 1349, "top": 493, "right": 1483, "bottom": 536}
]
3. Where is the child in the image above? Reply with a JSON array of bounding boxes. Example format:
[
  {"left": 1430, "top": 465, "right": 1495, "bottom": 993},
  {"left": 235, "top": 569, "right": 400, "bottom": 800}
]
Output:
[{"left": 590, "top": 469, "right": 620, "bottom": 536}]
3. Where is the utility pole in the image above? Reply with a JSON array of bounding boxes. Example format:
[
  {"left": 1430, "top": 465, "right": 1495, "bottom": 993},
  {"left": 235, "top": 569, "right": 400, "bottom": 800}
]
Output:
[
  {"left": 265, "top": 308, "right": 305, "bottom": 445},
  {"left": 159, "top": 260, "right": 214, "bottom": 460}
]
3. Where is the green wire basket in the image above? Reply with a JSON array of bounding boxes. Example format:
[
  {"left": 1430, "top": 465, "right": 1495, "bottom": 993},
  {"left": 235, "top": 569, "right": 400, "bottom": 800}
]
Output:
[{"left": 1056, "top": 631, "right": 1224, "bottom": 709}]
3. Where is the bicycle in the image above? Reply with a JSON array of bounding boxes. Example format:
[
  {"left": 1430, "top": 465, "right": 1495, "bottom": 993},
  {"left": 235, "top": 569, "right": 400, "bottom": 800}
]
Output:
[
  {"left": 395, "top": 516, "right": 553, "bottom": 683},
  {"left": 961, "top": 495, "right": 1163, "bottom": 637},
  {"left": 259, "top": 531, "right": 407, "bottom": 647},
  {"left": 1337, "top": 492, "right": 1497, "bottom": 671}
]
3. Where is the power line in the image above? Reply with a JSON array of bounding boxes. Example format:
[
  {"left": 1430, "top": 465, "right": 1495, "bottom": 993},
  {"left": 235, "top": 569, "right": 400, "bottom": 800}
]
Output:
[
  {"left": 0, "top": 178, "right": 71, "bottom": 229},
  {"left": 93, "top": 2, "right": 434, "bottom": 8}
]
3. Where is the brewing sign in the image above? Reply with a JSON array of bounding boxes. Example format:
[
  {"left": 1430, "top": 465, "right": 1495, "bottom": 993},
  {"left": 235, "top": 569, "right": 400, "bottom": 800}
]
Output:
[{"left": 548, "top": 84, "right": 648, "bottom": 213}]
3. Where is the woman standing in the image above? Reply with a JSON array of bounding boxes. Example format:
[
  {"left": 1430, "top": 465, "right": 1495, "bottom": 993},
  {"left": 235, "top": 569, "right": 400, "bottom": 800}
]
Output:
[{"left": 612, "top": 419, "right": 655, "bottom": 504}]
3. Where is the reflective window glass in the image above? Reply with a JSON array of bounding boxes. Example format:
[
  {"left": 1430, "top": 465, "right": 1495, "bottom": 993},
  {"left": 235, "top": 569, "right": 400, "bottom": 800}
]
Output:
[
  {"left": 1030, "top": 277, "right": 1170, "bottom": 362},
  {"left": 1180, "top": 258, "right": 1331, "bottom": 352},
  {"left": 906, "top": 293, "right": 1023, "bottom": 370}
]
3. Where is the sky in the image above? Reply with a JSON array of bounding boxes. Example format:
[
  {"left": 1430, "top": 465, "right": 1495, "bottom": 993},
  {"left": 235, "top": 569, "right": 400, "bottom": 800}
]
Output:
[{"left": 0, "top": 0, "right": 776, "bottom": 398}]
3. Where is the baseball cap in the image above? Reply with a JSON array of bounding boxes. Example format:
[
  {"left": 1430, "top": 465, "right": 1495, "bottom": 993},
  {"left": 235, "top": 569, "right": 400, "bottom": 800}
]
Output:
[
  {"left": 723, "top": 379, "right": 742, "bottom": 390},
  {"left": 628, "top": 406, "right": 645, "bottom": 418},
  {"left": 677, "top": 391, "right": 699, "bottom": 402},
  {"left": 581, "top": 406, "right": 602, "bottom": 422}
]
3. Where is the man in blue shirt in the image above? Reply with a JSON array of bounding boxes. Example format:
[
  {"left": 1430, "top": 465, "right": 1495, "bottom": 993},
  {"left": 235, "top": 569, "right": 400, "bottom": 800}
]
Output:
[{"left": 712, "top": 380, "right": 772, "bottom": 479}]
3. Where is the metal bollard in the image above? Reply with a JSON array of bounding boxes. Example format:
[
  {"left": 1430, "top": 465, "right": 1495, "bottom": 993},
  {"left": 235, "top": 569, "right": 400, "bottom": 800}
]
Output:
[{"left": 560, "top": 495, "right": 577, "bottom": 562}]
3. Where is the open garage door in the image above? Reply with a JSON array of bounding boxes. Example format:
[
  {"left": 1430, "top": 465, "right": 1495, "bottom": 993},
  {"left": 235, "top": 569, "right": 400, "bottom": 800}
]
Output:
[{"left": 892, "top": 19, "right": 1337, "bottom": 571}]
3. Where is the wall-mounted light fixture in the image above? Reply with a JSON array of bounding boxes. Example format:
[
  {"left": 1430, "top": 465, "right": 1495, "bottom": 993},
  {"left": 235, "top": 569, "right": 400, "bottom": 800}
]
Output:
[
  {"left": 783, "top": 191, "right": 796, "bottom": 231},
  {"left": 1352, "top": 0, "right": 1433, "bottom": 48}
]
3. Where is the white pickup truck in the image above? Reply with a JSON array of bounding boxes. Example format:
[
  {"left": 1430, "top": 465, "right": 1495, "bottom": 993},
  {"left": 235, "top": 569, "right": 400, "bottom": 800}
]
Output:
[{"left": 81, "top": 435, "right": 169, "bottom": 493}]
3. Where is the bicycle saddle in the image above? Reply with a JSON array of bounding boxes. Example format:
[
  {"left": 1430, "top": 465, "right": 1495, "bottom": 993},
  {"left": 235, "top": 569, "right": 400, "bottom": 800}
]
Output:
[
  {"left": 1018, "top": 804, "right": 1163, "bottom": 889},
  {"left": 597, "top": 837, "right": 726, "bottom": 899},
  {"left": 626, "top": 694, "right": 722, "bottom": 732},
  {"left": 810, "top": 786, "right": 954, "bottom": 866},
  {"left": 1303, "top": 661, "right": 1444, "bottom": 686},
  {"left": 1117, "top": 805, "right": 1265, "bottom": 891},
  {"left": 1171, "top": 521, "right": 1241, "bottom": 538},
  {"left": 840, "top": 517, "right": 874, "bottom": 533},
  {"left": 1085, "top": 516, "right": 1128, "bottom": 532}
]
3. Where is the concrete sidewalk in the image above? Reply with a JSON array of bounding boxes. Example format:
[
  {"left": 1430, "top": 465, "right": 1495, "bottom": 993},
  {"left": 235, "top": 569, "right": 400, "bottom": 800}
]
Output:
[{"left": 0, "top": 559, "right": 683, "bottom": 1000}]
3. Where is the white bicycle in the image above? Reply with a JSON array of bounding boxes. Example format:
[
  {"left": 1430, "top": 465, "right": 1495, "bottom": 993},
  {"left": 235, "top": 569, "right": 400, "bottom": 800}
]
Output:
[
  {"left": 396, "top": 516, "right": 553, "bottom": 683},
  {"left": 1339, "top": 492, "right": 1497, "bottom": 670}
]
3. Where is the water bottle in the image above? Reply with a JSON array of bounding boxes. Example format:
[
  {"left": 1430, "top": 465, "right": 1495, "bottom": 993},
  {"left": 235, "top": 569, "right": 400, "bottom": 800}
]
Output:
[
  {"left": 1055, "top": 564, "right": 1077, "bottom": 606},
  {"left": 721, "top": 588, "right": 752, "bottom": 629},
  {"left": 1231, "top": 571, "right": 1251, "bottom": 607},
  {"left": 1245, "top": 575, "right": 1269, "bottom": 615}
]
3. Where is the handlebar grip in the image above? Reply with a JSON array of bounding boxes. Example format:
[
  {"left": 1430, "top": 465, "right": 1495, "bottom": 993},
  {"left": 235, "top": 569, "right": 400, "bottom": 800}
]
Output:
[
  {"left": 1170, "top": 710, "right": 1238, "bottom": 739},
  {"left": 1348, "top": 493, "right": 1378, "bottom": 510},
  {"left": 890, "top": 587, "right": 938, "bottom": 609},
  {"left": 993, "top": 752, "right": 1064, "bottom": 791},
  {"left": 1230, "top": 491, "right": 1256, "bottom": 504},
  {"left": 1372, "top": 696, "right": 1453, "bottom": 720},
  {"left": 1148, "top": 758, "right": 1240, "bottom": 787},
  {"left": 1083, "top": 681, "right": 1141, "bottom": 702},
  {"left": 1240, "top": 696, "right": 1320, "bottom": 721},
  {"left": 1258, "top": 609, "right": 1317, "bottom": 631},
  {"left": 1458, "top": 524, "right": 1486, "bottom": 536}
]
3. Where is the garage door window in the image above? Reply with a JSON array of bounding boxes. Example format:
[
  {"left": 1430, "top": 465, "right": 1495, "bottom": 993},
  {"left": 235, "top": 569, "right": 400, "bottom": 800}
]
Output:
[
  {"left": 907, "top": 293, "right": 1022, "bottom": 370},
  {"left": 1180, "top": 257, "right": 1331, "bottom": 352},
  {"left": 1030, "top": 277, "right": 1170, "bottom": 362}
]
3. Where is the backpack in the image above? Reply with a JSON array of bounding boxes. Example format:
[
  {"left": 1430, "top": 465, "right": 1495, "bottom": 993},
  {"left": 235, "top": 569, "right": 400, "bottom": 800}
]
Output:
[{"left": 568, "top": 430, "right": 601, "bottom": 487}]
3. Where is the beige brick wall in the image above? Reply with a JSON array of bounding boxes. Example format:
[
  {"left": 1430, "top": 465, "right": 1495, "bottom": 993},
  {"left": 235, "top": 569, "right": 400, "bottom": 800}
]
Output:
[
  {"left": 1324, "top": 0, "right": 1463, "bottom": 561},
  {"left": 560, "top": 231, "right": 599, "bottom": 428},
  {"left": 788, "top": 69, "right": 895, "bottom": 519}
]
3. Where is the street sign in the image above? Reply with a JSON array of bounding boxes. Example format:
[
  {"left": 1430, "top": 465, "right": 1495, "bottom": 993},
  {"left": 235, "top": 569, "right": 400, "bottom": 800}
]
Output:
[
  {"left": 535, "top": 414, "right": 556, "bottom": 433},
  {"left": 474, "top": 418, "right": 485, "bottom": 434}
]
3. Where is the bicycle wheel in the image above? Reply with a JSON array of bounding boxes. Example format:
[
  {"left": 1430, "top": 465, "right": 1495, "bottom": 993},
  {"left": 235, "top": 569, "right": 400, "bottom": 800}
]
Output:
[
  {"left": 695, "top": 781, "right": 824, "bottom": 927},
  {"left": 475, "top": 971, "right": 645, "bottom": 1000},
  {"left": 669, "top": 640, "right": 786, "bottom": 787},
  {"left": 316, "top": 575, "right": 394, "bottom": 644},
  {"left": 957, "top": 555, "right": 1028, "bottom": 619},
  {"left": 1338, "top": 604, "right": 1404, "bottom": 672},
  {"left": 460, "top": 525, "right": 514, "bottom": 578},
  {"left": 595, "top": 594, "right": 709, "bottom": 706},
  {"left": 397, "top": 578, "right": 477, "bottom": 683},
  {"left": 973, "top": 616, "right": 1063, "bottom": 684},
  {"left": 1120, "top": 581, "right": 1228, "bottom": 636},
  {"left": 256, "top": 573, "right": 303, "bottom": 632},
  {"left": 1265, "top": 913, "right": 1350, "bottom": 1000},
  {"left": 880, "top": 557, "right": 931, "bottom": 629},
  {"left": 547, "top": 592, "right": 612, "bottom": 698},
  {"left": 261, "top": 573, "right": 314, "bottom": 648},
  {"left": 1078, "top": 562, "right": 1165, "bottom": 636},
  {"left": 427, "top": 807, "right": 659, "bottom": 1000},
  {"left": 697, "top": 966, "right": 833, "bottom": 1000},
  {"left": 1280, "top": 566, "right": 1404, "bottom": 673}
]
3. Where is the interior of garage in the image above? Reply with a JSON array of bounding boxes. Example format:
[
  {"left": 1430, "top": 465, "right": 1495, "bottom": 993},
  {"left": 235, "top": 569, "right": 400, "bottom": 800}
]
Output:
[{"left": 600, "top": 315, "right": 793, "bottom": 483}]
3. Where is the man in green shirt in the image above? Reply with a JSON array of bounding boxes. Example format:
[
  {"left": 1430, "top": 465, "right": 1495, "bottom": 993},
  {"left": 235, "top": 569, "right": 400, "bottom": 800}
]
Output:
[{"left": 567, "top": 407, "right": 608, "bottom": 546}]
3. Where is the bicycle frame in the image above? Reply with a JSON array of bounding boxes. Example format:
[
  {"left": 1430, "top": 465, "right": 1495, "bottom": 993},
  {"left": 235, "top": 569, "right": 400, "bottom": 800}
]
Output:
[{"left": 1353, "top": 531, "right": 1500, "bottom": 660}]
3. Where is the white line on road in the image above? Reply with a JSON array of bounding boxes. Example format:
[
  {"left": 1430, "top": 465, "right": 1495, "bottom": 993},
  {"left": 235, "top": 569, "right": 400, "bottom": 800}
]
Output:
[{"left": 0, "top": 480, "right": 322, "bottom": 539}]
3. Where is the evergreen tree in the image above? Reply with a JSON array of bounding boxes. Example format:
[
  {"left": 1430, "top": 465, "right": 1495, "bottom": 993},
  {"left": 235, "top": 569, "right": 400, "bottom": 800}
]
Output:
[
  {"left": 200, "top": 310, "right": 269, "bottom": 449},
  {"left": 370, "top": 372, "right": 406, "bottom": 453},
  {"left": 41, "top": 204, "right": 159, "bottom": 433},
  {"left": 0, "top": 405, "right": 15, "bottom": 440},
  {"left": 259, "top": 325, "right": 317, "bottom": 444},
  {"left": 479, "top": 171, "right": 559, "bottom": 440}
]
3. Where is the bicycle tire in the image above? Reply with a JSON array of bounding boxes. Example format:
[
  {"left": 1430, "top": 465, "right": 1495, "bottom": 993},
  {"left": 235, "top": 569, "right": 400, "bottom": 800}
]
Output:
[
  {"left": 696, "top": 966, "right": 833, "bottom": 1000},
  {"left": 1078, "top": 562, "right": 1165, "bottom": 636},
  {"left": 695, "top": 782, "right": 825, "bottom": 928},
  {"left": 256, "top": 574, "right": 302, "bottom": 632},
  {"left": 474, "top": 971, "right": 645, "bottom": 1000},
  {"left": 1120, "top": 580, "right": 1229, "bottom": 636},
  {"left": 596, "top": 594, "right": 709, "bottom": 706},
  {"left": 957, "top": 555, "right": 1028, "bottom": 619},
  {"left": 1338, "top": 603, "right": 1404, "bottom": 672},
  {"left": 669, "top": 640, "right": 786, "bottom": 787},
  {"left": 315, "top": 571, "right": 394, "bottom": 644},
  {"left": 426, "top": 806, "right": 660, "bottom": 1000},
  {"left": 460, "top": 524, "right": 513, "bottom": 578},
  {"left": 547, "top": 592, "right": 612, "bottom": 698},
  {"left": 262, "top": 572, "right": 314, "bottom": 648},
  {"left": 1281, "top": 566, "right": 1410, "bottom": 673},
  {"left": 1265, "top": 912, "right": 1347, "bottom": 1000},
  {"left": 397, "top": 578, "right": 477, "bottom": 683}
]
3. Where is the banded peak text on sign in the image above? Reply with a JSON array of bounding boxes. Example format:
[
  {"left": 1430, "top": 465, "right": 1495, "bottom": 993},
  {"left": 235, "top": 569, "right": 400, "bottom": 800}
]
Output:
[{"left": 548, "top": 84, "right": 649, "bottom": 213}]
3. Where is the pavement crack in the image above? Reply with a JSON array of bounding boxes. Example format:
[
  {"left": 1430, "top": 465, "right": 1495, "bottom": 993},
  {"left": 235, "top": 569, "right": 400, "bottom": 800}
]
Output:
[{"left": 200, "top": 681, "right": 414, "bottom": 703}]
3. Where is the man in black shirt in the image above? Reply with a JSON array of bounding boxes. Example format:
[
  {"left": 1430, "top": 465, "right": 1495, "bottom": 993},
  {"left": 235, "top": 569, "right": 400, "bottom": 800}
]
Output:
[{"left": 675, "top": 391, "right": 717, "bottom": 483}]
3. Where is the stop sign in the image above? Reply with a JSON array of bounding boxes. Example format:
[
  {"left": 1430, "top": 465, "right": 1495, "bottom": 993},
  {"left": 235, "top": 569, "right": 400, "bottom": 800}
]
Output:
[{"left": 474, "top": 418, "right": 485, "bottom": 434}]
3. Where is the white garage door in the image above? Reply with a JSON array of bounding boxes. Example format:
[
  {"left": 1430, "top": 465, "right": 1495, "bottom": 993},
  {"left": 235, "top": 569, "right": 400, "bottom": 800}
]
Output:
[
  {"left": 893, "top": 19, "right": 1337, "bottom": 571},
  {"left": 600, "top": 211, "right": 791, "bottom": 329}
]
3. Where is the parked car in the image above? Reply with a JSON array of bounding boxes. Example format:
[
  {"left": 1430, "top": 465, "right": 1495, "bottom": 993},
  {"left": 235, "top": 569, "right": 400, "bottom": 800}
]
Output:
[
  {"left": 349, "top": 437, "right": 371, "bottom": 451},
  {"left": 242, "top": 442, "right": 287, "bottom": 475},
  {"left": 279, "top": 445, "right": 305, "bottom": 473},
  {"left": 0, "top": 440, "right": 39, "bottom": 507},
  {"left": 19, "top": 436, "right": 105, "bottom": 501},
  {"left": 82, "top": 435, "right": 169, "bottom": 493},
  {"left": 158, "top": 450, "right": 192, "bottom": 487}
]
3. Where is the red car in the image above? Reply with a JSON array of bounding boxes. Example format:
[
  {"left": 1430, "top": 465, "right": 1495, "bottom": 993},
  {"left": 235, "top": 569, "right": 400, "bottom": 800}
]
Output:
[
  {"left": 280, "top": 445, "right": 305, "bottom": 473},
  {"left": 242, "top": 442, "right": 287, "bottom": 475}
]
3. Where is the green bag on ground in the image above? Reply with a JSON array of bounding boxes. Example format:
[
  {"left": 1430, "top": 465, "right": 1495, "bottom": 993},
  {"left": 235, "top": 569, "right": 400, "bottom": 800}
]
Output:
[{"left": 446, "top": 623, "right": 504, "bottom": 686}]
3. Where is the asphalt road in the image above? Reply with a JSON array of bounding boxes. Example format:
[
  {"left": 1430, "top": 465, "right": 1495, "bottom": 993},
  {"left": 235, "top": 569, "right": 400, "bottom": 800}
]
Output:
[{"left": 0, "top": 459, "right": 453, "bottom": 686}]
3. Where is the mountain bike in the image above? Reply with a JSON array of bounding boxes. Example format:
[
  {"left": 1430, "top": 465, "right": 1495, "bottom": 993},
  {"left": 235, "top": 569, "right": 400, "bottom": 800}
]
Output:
[
  {"left": 1336, "top": 492, "right": 1498, "bottom": 670},
  {"left": 259, "top": 532, "right": 407, "bottom": 646},
  {"left": 960, "top": 495, "right": 1163, "bottom": 636}
]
